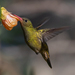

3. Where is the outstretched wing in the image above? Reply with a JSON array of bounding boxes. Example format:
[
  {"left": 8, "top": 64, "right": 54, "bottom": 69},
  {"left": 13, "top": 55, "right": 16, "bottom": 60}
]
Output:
[
  {"left": 36, "top": 17, "right": 50, "bottom": 29},
  {"left": 38, "top": 26, "right": 71, "bottom": 42}
]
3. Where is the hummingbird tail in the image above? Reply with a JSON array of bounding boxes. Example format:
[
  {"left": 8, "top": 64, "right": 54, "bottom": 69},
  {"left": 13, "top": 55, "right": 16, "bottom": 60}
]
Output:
[
  {"left": 41, "top": 51, "right": 52, "bottom": 68},
  {"left": 47, "top": 58, "right": 52, "bottom": 68}
]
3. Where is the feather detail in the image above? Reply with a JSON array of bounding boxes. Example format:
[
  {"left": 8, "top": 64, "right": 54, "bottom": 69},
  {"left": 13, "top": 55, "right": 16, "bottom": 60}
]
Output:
[{"left": 41, "top": 26, "right": 71, "bottom": 42}]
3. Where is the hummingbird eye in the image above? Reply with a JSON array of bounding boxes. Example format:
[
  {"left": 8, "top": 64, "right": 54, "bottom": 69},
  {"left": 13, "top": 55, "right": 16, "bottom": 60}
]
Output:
[{"left": 25, "top": 20, "right": 27, "bottom": 22}]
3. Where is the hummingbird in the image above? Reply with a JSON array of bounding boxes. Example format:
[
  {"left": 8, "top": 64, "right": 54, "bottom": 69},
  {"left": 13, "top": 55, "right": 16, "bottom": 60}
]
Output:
[{"left": 19, "top": 17, "right": 70, "bottom": 68}]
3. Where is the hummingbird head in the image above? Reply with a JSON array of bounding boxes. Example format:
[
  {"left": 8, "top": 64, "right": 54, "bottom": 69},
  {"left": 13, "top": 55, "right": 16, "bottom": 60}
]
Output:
[{"left": 20, "top": 18, "right": 33, "bottom": 28}]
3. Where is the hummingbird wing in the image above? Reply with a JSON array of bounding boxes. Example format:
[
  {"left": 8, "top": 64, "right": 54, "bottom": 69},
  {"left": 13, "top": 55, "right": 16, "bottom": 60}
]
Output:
[
  {"left": 36, "top": 17, "right": 49, "bottom": 29},
  {"left": 39, "top": 26, "right": 70, "bottom": 42}
]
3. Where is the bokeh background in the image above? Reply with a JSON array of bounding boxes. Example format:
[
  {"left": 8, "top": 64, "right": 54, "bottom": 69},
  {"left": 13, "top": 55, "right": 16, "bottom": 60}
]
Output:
[{"left": 0, "top": 0, "right": 75, "bottom": 75}]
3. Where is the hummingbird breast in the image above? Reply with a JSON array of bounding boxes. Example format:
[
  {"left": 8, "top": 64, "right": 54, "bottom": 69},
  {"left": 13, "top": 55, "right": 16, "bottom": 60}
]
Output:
[{"left": 25, "top": 32, "right": 42, "bottom": 53}]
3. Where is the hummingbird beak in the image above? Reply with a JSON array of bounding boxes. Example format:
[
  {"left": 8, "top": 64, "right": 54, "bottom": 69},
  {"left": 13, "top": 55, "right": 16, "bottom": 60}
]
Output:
[
  {"left": 13, "top": 14, "right": 23, "bottom": 25},
  {"left": 13, "top": 14, "right": 23, "bottom": 21}
]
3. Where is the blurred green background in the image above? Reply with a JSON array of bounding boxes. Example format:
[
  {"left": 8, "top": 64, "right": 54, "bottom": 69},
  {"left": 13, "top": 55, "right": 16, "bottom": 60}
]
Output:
[{"left": 0, "top": 0, "right": 75, "bottom": 75}]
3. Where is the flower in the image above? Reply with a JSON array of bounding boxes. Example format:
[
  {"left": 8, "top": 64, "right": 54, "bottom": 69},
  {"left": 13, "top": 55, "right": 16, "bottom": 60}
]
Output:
[{"left": 1, "top": 7, "right": 22, "bottom": 30}]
